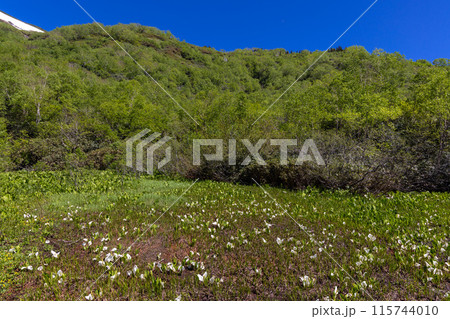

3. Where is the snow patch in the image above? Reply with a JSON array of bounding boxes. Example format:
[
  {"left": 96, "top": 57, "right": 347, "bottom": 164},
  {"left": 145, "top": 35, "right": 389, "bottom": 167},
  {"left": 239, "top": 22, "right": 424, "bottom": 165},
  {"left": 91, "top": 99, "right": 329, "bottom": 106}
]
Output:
[{"left": 0, "top": 11, "right": 44, "bottom": 33}]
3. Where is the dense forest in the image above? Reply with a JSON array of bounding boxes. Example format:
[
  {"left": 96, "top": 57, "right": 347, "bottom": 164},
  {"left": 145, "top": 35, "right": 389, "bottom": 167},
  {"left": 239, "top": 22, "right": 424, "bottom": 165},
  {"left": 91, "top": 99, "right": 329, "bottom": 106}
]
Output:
[{"left": 0, "top": 22, "right": 448, "bottom": 192}]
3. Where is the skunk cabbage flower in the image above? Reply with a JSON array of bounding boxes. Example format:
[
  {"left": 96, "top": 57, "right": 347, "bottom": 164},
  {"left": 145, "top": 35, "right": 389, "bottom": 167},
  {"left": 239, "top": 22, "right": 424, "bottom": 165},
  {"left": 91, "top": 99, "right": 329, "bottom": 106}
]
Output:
[{"left": 197, "top": 271, "right": 207, "bottom": 282}]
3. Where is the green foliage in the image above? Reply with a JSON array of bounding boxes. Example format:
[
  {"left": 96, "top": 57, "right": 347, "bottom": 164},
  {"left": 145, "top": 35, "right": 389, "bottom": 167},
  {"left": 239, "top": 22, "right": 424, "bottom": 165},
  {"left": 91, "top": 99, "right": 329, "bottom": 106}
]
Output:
[{"left": 0, "top": 23, "right": 448, "bottom": 191}]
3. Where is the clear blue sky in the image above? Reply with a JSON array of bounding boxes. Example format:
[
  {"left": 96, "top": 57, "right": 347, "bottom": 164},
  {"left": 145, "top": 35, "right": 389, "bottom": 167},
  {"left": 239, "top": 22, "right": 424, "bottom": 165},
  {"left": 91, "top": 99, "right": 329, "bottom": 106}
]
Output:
[{"left": 2, "top": 0, "right": 449, "bottom": 62}]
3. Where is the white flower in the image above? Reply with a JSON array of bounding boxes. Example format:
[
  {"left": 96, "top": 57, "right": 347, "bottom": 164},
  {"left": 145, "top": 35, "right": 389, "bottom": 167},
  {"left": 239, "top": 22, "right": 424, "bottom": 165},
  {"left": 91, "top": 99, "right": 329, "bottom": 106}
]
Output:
[
  {"left": 105, "top": 253, "right": 114, "bottom": 263},
  {"left": 110, "top": 272, "right": 120, "bottom": 280},
  {"left": 276, "top": 237, "right": 284, "bottom": 245},
  {"left": 57, "top": 270, "right": 64, "bottom": 277},
  {"left": 167, "top": 263, "right": 176, "bottom": 272},
  {"left": 226, "top": 242, "right": 234, "bottom": 249},
  {"left": 300, "top": 275, "right": 315, "bottom": 287},
  {"left": 197, "top": 271, "right": 207, "bottom": 282},
  {"left": 368, "top": 234, "right": 376, "bottom": 241},
  {"left": 51, "top": 250, "right": 60, "bottom": 258},
  {"left": 175, "top": 295, "right": 182, "bottom": 301},
  {"left": 132, "top": 265, "right": 138, "bottom": 274},
  {"left": 310, "top": 254, "right": 317, "bottom": 259},
  {"left": 85, "top": 294, "right": 94, "bottom": 301},
  {"left": 433, "top": 269, "right": 443, "bottom": 276},
  {"left": 126, "top": 253, "right": 132, "bottom": 261},
  {"left": 334, "top": 286, "right": 338, "bottom": 295},
  {"left": 8, "top": 248, "right": 16, "bottom": 253},
  {"left": 37, "top": 266, "right": 43, "bottom": 271},
  {"left": 262, "top": 238, "right": 267, "bottom": 243},
  {"left": 264, "top": 220, "right": 273, "bottom": 228},
  {"left": 21, "top": 265, "right": 33, "bottom": 271}
]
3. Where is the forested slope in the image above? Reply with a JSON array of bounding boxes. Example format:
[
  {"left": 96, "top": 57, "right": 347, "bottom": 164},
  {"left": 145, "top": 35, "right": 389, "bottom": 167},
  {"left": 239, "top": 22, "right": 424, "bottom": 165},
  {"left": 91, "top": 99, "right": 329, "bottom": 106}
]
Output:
[{"left": 0, "top": 22, "right": 448, "bottom": 191}]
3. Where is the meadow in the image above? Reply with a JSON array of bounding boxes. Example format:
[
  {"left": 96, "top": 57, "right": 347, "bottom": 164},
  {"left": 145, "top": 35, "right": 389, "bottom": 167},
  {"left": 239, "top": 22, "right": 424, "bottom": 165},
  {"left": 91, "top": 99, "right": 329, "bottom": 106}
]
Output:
[{"left": 0, "top": 170, "right": 448, "bottom": 300}]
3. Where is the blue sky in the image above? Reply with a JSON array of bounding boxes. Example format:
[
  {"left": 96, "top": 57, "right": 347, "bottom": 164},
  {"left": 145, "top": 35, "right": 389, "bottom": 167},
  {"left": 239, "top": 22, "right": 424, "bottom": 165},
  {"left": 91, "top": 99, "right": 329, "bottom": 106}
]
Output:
[{"left": 2, "top": 0, "right": 449, "bottom": 62}]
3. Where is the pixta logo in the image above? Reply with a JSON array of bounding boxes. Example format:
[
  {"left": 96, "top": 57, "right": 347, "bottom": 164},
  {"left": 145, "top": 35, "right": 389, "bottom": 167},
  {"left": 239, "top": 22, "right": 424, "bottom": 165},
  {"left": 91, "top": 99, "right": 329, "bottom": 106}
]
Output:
[
  {"left": 126, "top": 129, "right": 172, "bottom": 174},
  {"left": 193, "top": 139, "right": 325, "bottom": 166},
  {"left": 126, "top": 130, "right": 325, "bottom": 175}
]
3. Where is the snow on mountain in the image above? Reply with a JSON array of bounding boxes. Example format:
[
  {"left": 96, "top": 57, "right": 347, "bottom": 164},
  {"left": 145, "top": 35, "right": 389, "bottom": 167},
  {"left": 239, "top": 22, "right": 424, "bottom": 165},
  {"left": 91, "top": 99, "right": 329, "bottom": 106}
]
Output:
[{"left": 0, "top": 10, "right": 44, "bottom": 33}]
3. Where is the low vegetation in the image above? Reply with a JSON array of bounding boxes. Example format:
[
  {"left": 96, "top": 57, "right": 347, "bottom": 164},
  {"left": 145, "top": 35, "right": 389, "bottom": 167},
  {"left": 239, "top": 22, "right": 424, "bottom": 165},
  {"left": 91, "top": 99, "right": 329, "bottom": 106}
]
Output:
[{"left": 1, "top": 171, "right": 448, "bottom": 300}]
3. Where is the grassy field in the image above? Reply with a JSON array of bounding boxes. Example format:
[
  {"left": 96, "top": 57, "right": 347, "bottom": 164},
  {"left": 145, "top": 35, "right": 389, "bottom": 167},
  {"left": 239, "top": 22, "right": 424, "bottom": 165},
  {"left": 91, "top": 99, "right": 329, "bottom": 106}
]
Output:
[{"left": 0, "top": 170, "right": 448, "bottom": 300}]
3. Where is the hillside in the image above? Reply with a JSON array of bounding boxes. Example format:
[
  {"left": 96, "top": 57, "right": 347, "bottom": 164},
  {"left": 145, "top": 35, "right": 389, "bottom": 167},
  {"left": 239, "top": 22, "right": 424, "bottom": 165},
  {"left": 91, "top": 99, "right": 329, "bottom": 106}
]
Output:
[{"left": 0, "top": 23, "right": 448, "bottom": 191}]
